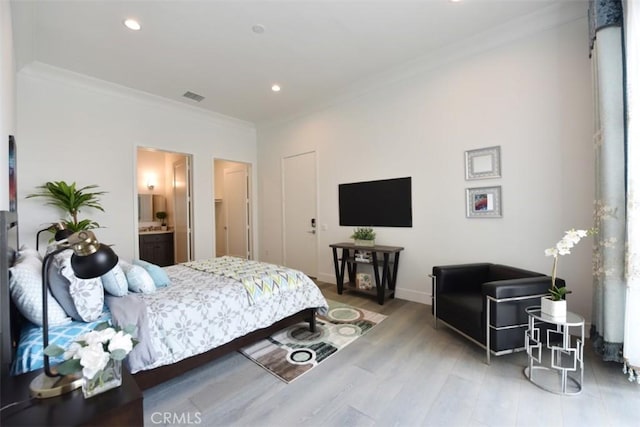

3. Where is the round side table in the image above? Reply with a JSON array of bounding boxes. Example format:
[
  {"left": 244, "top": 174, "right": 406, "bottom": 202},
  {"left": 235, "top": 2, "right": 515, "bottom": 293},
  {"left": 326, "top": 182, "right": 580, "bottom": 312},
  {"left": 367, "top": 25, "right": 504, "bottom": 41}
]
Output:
[{"left": 523, "top": 307, "right": 585, "bottom": 395}]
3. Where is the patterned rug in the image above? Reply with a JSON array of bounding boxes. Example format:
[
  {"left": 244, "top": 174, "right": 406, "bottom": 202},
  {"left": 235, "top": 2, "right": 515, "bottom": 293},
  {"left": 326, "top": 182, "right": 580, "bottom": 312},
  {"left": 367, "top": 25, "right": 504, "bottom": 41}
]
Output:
[{"left": 240, "top": 300, "right": 386, "bottom": 383}]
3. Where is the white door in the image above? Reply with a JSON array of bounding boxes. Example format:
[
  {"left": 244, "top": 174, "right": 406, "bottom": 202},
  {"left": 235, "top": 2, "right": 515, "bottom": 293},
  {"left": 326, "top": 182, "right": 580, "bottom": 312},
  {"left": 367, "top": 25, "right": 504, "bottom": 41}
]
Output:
[
  {"left": 283, "top": 151, "right": 317, "bottom": 277},
  {"left": 224, "top": 166, "right": 249, "bottom": 259},
  {"left": 173, "top": 157, "right": 192, "bottom": 263}
]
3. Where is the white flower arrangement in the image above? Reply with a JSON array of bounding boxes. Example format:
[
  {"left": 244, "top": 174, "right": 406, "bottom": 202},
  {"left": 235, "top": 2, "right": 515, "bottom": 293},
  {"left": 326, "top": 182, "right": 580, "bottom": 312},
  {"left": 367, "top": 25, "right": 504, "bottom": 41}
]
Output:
[
  {"left": 544, "top": 228, "right": 595, "bottom": 300},
  {"left": 45, "top": 322, "right": 138, "bottom": 380}
]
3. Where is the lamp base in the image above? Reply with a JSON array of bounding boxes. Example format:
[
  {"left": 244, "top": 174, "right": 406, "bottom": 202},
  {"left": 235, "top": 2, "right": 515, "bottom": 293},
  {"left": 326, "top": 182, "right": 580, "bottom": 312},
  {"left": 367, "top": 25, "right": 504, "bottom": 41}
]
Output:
[{"left": 29, "top": 372, "right": 83, "bottom": 399}]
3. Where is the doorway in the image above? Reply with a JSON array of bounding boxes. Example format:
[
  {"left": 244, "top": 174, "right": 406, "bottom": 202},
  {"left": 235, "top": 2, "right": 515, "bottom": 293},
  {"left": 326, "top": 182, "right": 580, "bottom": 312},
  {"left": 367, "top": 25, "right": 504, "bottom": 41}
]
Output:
[
  {"left": 137, "top": 147, "right": 194, "bottom": 264},
  {"left": 282, "top": 151, "right": 317, "bottom": 277},
  {"left": 213, "top": 159, "right": 252, "bottom": 259}
]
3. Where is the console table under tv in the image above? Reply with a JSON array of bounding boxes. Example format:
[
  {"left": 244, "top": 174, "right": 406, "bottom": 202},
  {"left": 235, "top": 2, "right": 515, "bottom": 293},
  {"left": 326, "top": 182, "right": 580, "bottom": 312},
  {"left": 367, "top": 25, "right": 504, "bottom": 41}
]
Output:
[{"left": 330, "top": 242, "right": 404, "bottom": 305}]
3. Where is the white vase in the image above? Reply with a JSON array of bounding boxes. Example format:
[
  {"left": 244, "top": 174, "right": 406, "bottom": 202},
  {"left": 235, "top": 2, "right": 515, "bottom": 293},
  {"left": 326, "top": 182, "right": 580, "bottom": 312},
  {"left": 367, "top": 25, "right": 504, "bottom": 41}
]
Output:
[
  {"left": 82, "top": 359, "right": 122, "bottom": 399},
  {"left": 540, "top": 296, "right": 566, "bottom": 319}
]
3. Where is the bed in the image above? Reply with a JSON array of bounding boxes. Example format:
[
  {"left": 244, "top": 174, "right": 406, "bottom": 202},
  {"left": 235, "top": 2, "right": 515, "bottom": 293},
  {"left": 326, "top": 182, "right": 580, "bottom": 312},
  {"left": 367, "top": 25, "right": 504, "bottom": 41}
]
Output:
[{"left": 0, "top": 211, "right": 328, "bottom": 390}]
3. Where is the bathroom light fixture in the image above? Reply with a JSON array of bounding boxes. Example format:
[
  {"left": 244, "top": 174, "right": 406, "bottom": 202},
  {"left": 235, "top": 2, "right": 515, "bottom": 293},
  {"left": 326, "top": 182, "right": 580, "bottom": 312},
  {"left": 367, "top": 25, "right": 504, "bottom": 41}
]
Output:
[
  {"left": 124, "top": 18, "right": 141, "bottom": 31},
  {"left": 272, "top": 84, "right": 281, "bottom": 92},
  {"left": 147, "top": 182, "right": 155, "bottom": 190}
]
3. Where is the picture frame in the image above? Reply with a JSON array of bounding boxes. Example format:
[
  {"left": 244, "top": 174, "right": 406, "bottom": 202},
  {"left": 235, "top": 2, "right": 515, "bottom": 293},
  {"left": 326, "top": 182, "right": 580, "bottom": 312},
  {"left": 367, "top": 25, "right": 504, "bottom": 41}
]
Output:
[
  {"left": 465, "top": 146, "right": 501, "bottom": 180},
  {"left": 466, "top": 186, "right": 502, "bottom": 218}
]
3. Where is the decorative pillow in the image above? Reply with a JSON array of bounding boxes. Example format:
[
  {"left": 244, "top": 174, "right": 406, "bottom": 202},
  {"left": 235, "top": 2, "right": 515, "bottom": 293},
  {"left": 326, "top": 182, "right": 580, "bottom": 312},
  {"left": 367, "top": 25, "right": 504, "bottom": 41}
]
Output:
[
  {"left": 133, "top": 259, "right": 171, "bottom": 288},
  {"left": 101, "top": 264, "right": 129, "bottom": 297},
  {"left": 120, "top": 261, "right": 156, "bottom": 293},
  {"left": 48, "top": 250, "right": 83, "bottom": 321},
  {"left": 18, "top": 244, "right": 42, "bottom": 262},
  {"left": 58, "top": 250, "right": 105, "bottom": 322},
  {"left": 9, "top": 250, "right": 71, "bottom": 327}
]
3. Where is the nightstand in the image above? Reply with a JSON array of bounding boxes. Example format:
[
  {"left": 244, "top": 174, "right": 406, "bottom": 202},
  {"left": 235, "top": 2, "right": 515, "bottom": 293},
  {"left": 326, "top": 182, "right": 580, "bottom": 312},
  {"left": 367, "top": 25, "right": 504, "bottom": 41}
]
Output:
[{"left": 1, "top": 368, "right": 143, "bottom": 426}]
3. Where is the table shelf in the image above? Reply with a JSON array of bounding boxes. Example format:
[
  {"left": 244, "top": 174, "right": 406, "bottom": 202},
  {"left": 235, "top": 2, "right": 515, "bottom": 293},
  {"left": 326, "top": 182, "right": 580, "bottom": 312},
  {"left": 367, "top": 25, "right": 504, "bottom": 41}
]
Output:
[{"left": 330, "top": 242, "right": 404, "bottom": 305}]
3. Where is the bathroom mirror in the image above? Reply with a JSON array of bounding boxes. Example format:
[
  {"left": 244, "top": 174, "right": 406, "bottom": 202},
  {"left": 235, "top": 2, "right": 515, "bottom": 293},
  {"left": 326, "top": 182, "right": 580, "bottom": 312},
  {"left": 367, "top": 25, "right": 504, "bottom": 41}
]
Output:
[{"left": 138, "top": 194, "right": 153, "bottom": 222}]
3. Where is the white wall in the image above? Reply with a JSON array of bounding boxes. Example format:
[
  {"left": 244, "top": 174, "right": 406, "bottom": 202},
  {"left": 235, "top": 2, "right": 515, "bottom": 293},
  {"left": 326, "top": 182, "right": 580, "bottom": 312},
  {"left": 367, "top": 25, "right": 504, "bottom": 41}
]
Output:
[
  {"left": 258, "top": 17, "right": 595, "bottom": 320},
  {"left": 16, "top": 63, "right": 257, "bottom": 262},
  {"left": 0, "top": 0, "right": 16, "bottom": 210}
]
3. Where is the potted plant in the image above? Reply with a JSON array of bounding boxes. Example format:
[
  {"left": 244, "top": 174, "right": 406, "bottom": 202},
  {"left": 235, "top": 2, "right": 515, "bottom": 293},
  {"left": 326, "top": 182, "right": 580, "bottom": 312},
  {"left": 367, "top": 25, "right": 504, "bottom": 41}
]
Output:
[
  {"left": 155, "top": 211, "right": 168, "bottom": 230},
  {"left": 27, "top": 181, "right": 106, "bottom": 232},
  {"left": 351, "top": 227, "right": 376, "bottom": 247},
  {"left": 542, "top": 228, "right": 594, "bottom": 317}
]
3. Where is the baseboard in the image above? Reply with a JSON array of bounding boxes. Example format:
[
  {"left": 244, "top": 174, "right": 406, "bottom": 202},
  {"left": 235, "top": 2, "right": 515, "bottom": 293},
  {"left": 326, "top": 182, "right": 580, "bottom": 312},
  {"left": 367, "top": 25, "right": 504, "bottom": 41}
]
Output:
[{"left": 395, "top": 288, "right": 431, "bottom": 305}]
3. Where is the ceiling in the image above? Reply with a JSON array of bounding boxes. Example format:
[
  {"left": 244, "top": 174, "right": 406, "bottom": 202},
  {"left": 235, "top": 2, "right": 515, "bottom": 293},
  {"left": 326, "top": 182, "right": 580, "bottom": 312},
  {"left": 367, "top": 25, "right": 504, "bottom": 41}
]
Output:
[{"left": 11, "top": 0, "right": 571, "bottom": 124}]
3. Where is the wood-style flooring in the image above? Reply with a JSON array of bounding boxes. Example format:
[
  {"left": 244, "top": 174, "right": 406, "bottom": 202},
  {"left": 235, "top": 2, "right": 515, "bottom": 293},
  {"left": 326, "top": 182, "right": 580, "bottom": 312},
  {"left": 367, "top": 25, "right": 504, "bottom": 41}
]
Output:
[{"left": 143, "top": 282, "right": 640, "bottom": 426}]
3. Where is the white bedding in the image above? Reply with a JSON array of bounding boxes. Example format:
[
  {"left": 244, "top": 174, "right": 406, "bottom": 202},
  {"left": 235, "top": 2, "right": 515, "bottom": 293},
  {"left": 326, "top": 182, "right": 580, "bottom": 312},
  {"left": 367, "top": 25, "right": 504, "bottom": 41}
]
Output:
[{"left": 124, "top": 262, "right": 328, "bottom": 373}]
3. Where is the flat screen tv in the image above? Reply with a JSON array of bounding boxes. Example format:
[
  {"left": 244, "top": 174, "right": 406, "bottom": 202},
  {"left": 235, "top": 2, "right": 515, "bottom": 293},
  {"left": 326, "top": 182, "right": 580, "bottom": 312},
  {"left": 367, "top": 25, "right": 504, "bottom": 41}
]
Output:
[{"left": 339, "top": 177, "right": 412, "bottom": 227}]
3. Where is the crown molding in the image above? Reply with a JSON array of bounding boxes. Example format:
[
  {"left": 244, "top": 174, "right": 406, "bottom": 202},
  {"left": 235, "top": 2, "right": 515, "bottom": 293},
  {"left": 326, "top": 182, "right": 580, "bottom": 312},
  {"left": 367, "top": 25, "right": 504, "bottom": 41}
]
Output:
[{"left": 19, "top": 62, "right": 256, "bottom": 132}]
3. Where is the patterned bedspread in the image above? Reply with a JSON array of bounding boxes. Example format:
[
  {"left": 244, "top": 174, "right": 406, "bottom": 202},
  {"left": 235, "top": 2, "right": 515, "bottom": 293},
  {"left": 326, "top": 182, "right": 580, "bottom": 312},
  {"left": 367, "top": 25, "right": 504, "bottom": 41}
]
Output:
[
  {"left": 121, "top": 262, "right": 327, "bottom": 373},
  {"left": 184, "top": 256, "right": 308, "bottom": 305}
]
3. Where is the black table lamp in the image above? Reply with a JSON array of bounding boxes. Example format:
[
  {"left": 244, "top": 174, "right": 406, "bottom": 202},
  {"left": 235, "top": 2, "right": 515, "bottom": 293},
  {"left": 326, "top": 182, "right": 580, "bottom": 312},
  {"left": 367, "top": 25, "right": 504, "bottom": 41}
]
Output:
[
  {"left": 35, "top": 222, "right": 74, "bottom": 251},
  {"left": 29, "top": 230, "right": 118, "bottom": 399}
]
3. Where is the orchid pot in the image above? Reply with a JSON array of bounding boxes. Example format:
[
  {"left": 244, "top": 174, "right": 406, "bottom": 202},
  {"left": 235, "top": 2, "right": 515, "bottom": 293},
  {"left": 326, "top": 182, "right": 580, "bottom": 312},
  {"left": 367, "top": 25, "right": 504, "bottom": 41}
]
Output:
[{"left": 541, "top": 296, "right": 567, "bottom": 319}]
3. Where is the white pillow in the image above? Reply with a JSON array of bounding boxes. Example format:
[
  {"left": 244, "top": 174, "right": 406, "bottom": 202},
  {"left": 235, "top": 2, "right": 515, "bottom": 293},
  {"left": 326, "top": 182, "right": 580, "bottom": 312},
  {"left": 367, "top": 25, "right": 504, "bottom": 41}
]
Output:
[
  {"left": 101, "top": 264, "right": 129, "bottom": 297},
  {"left": 18, "top": 244, "right": 42, "bottom": 261},
  {"left": 58, "top": 251, "right": 105, "bottom": 322},
  {"left": 9, "top": 250, "right": 71, "bottom": 327},
  {"left": 120, "top": 261, "right": 156, "bottom": 293}
]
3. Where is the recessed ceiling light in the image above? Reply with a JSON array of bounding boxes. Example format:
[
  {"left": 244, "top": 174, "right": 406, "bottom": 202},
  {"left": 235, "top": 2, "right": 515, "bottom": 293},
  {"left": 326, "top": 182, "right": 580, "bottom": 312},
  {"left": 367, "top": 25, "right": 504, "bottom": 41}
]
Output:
[
  {"left": 252, "top": 24, "right": 266, "bottom": 34},
  {"left": 124, "top": 19, "right": 141, "bottom": 31},
  {"left": 271, "top": 84, "right": 281, "bottom": 92}
]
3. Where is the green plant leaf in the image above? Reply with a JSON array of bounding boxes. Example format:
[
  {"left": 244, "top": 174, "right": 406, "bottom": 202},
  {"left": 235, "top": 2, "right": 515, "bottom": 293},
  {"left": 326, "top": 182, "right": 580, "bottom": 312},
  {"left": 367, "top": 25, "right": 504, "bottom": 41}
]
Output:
[
  {"left": 44, "top": 345, "right": 65, "bottom": 357},
  {"left": 55, "top": 358, "right": 82, "bottom": 376},
  {"left": 110, "top": 349, "right": 127, "bottom": 361}
]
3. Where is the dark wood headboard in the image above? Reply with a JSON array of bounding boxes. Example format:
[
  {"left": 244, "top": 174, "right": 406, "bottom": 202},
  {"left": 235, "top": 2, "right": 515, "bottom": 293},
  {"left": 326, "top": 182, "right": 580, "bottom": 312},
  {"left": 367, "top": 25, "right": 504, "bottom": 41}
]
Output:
[{"left": 0, "top": 210, "right": 19, "bottom": 376}]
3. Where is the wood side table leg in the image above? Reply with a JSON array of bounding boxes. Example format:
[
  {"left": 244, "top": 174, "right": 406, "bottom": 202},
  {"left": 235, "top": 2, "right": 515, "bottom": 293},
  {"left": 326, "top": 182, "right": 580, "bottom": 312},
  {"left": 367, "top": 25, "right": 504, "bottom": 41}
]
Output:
[
  {"left": 332, "top": 247, "right": 345, "bottom": 294},
  {"left": 371, "top": 252, "right": 384, "bottom": 305}
]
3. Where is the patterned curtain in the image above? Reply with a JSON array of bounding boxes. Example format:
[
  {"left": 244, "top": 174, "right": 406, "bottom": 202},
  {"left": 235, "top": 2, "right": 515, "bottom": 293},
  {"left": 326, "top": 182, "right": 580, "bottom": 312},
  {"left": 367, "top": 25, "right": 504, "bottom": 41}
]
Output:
[
  {"left": 590, "top": 0, "right": 640, "bottom": 383},
  {"left": 590, "top": 0, "right": 626, "bottom": 363},
  {"left": 623, "top": 0, "right": 640, "bottom": 382}
]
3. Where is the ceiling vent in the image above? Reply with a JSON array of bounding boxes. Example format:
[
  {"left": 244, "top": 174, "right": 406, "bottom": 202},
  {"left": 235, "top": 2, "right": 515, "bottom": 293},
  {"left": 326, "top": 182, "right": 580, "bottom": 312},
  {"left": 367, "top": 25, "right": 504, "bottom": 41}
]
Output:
[{"left": 182, "top": 91, "right": 205, "bottom": 102}]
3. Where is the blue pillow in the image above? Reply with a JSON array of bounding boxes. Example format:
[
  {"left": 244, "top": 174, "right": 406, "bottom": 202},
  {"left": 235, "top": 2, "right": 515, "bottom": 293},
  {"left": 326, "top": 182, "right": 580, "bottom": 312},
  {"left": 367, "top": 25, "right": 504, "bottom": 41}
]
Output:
[
  {"left": 133, "top": 259, "right": 171, "bottom": 288},
  {"left": 101, "top": 264, "right": 129, "bottom": 297},
  {"left": 120, "top": 262, "right": 156, "bottom": 293}
]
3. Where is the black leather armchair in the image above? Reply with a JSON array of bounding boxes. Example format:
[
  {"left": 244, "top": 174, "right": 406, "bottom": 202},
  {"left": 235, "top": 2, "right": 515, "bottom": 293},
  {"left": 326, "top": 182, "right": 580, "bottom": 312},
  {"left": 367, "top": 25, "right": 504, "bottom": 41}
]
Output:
[{"left": 431, "top": 263, "right": 564, "bottom": 363}]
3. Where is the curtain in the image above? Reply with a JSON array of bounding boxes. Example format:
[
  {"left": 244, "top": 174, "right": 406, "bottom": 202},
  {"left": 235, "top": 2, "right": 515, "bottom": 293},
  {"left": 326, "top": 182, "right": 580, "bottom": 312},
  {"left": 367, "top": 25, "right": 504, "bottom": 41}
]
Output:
[
  {"left": 590, "top": 0, "right": 640, "bottom": 383},
  {"left": 623, "top": 0, "right": 640, "bottom": 382},
  {"left": 590, "top": 0, "right": 626, "bottom": 363}
]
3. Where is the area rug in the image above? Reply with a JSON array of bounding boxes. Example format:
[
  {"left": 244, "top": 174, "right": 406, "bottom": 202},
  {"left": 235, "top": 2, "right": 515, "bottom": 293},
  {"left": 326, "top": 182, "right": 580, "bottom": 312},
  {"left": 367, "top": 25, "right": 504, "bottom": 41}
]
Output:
[{"left": 240, "top": 300, "right": 386, "bottom": 383}]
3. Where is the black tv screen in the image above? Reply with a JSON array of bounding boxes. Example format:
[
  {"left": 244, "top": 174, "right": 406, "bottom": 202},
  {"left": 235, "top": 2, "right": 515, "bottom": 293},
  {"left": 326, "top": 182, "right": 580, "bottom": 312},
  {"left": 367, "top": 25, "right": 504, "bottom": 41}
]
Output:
[{"left": 339, "top": 177, "right": 412, "bottom": 227}]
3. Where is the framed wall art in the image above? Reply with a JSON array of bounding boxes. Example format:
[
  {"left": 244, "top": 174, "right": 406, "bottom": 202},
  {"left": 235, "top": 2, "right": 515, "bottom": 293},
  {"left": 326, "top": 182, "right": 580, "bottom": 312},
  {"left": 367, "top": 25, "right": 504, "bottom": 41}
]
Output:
[
  {"left": 466, "top": 186, "right": 502, "bottom": 218},
  {"left": 465, "top": 146, "right": 501, "bottom": 180}
]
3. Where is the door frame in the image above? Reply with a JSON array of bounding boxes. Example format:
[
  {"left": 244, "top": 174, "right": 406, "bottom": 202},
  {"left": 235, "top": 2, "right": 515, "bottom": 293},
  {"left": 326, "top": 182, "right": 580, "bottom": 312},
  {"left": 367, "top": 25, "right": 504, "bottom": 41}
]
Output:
[
  {"left": 281, "top": 150, "right": 319, "bottom": 277},
  {"left": 135, "top": 146, "right": 194, "bottom": 262},
  {"left": 213, "top": 158, "right": 253, "bottom": 260}
]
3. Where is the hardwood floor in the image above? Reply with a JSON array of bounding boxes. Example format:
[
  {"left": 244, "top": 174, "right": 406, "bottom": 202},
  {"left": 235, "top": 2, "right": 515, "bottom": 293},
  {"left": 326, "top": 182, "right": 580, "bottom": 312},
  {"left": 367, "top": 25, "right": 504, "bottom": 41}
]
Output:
[{"left": 143, "top": 282, "right": 640, "bottom": 426}]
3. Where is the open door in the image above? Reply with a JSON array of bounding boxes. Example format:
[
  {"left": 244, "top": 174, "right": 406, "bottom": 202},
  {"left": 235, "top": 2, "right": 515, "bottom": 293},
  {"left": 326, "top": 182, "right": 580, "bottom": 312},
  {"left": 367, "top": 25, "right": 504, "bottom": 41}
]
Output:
[{"left": 173, "top": 156, "right": 192, "bottom": 263}]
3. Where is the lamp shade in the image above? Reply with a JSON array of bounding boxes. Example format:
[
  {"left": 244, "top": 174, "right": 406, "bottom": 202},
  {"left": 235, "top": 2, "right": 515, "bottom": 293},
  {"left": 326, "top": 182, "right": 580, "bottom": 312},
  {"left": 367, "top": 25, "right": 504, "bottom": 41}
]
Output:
[
  {"left": 53, "top": 223, "right": 73, "bottom": 242},
  {"left": 71, "top": 244, "right": 118, "bottom": 279}
]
